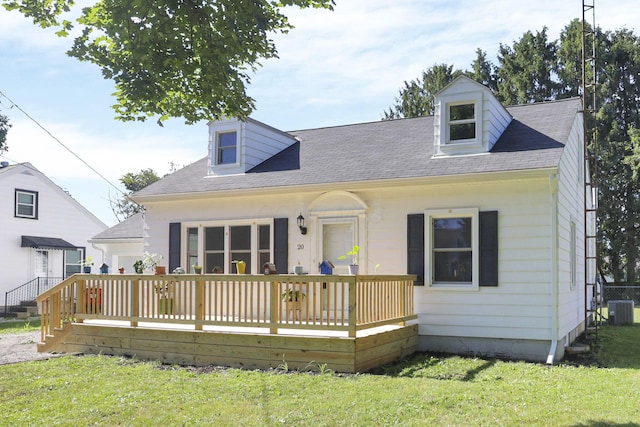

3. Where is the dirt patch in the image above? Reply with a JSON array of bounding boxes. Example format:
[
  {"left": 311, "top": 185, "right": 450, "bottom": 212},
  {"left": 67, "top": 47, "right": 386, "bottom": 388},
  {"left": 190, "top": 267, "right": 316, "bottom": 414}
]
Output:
[{"left": 0, "top": 331, "right": 65, "bottom": 365}]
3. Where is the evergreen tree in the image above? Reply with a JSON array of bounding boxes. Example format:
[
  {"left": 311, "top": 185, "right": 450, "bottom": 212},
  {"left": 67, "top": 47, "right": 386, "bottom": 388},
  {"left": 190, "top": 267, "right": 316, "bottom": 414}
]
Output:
[
  {"left": 383, "top": 64, "right": 462, "bottom": 120},
  {"left": 496, "top": 27, "right": 560, "bottom": 104},
  {"left": 595, "top": 29, "right": 640, "bottom": 283}
]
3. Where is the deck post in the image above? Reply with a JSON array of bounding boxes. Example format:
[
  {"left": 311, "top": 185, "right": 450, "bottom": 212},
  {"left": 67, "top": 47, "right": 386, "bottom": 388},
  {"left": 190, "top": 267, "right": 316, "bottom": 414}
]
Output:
[
  {"left": 51, "top": 293, "right": 60, "bottom": 331},
  {"left": 195, "top": 277, "right": 204, "bottom": 330},
  {"left": 131, "top": 279, "right": 139, "bottom": 327},
  {"left": 348, "top": 276, "right": 357, "bottom": 338},
  {"left": 77, "top": 279, "right": 85, "bottom": 323},
  {"left": 269, "top": 280, "right": 278, "bottom": 334}
]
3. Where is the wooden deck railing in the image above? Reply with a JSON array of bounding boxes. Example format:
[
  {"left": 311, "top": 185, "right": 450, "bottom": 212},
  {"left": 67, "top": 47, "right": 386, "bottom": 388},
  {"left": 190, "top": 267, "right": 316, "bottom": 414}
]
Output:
[{"left": 37, "top": 274, "right": 417, "bottom": 341}]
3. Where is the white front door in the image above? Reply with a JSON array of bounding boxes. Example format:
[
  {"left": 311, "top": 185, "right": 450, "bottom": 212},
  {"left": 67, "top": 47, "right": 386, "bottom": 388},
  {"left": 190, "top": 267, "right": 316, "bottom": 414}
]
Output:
[
  {"left": 35, "top": 250, "right": 49, "bottom": 278},
  {"left": 321, "top": 219, "right": 357, "bottom": 274}
]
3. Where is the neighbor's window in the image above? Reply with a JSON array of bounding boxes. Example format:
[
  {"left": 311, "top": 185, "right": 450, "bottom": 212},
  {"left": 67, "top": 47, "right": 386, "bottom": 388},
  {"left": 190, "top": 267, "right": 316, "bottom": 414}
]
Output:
[
  {"left": 15, "top": 189, "right": 38, "bottom": 219},
  {"left": 448, "top": 103, "right": 476, "bottom": 142},
  {"left": 64, "top": 249, "right": 82, "bottom": 278},
  {"left": 216, "top": 131, "right": 237, "bottom": 164}
]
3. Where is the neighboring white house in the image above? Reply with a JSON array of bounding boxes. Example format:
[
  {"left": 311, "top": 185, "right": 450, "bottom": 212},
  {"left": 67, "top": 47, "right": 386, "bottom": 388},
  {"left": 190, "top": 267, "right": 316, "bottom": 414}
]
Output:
[
  {"left": 89, "top": 212, "right": 145, "bottom": 274},
  {"left": 132, "top": 76, "right": 593, "bottom": 362},
  {"left": 0, "top": 162, "right": 107, "bottom": 309}
]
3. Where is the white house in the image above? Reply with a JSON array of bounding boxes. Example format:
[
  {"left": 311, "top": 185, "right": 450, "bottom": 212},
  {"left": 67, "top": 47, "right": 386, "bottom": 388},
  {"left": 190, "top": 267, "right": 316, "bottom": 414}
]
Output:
[
  {"left": 132, "top": 76, "right": 593, "bottom": 362},
  {"left": 0, "top": 162, "right": 107, "bottom": 312}
]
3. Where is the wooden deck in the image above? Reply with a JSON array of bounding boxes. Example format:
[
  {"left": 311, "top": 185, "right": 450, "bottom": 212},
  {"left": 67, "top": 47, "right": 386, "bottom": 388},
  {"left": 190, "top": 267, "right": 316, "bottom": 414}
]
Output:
[{"left": 37, "top": 274, "right": 418, "bottom": 373}]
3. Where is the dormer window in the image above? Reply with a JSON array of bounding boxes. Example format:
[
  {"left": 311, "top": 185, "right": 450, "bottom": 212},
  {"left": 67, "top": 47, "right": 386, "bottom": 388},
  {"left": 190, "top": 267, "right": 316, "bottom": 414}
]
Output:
[
  {"left": 448, "top": 103, "right": 476, "bottom": 143},
  {"left": 434, "top": 75, "right": 512, "bottom": 157},
  {"left": 217, "top": 131, "right": 237, "bottom": 165},
  {"left": 207, "top": 117, "right": 297, "bottom": 177}
]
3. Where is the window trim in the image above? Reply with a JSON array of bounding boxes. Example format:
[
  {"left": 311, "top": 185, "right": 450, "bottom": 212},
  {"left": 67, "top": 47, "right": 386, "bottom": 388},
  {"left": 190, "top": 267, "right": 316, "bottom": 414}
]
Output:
[
  {"left": 425, "top": 208, "right": 479, "bottom": 289},
  {"left": 570, "top": 220, "right": 577, "bottom": 290},
  {"left": 435, "top": 91, "right": 484, "bottom": 157},
  {"left": 216, "top": 130, "right": 238, "bottom": 165},
  {"left": 208, "top": 120, "right": 243, "bottom": 175},
  {"left": 447, "top": 102, "right": 476, "bottom": 144},
  {"left": 15, "top": 189, "right": 38, "bottom": 219}
]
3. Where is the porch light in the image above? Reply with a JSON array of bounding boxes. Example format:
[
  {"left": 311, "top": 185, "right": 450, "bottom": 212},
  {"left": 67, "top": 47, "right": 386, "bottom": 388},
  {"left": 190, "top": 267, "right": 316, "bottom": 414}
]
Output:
[{"left": 297, "top": 213, "right": 308, "bottom": 235}]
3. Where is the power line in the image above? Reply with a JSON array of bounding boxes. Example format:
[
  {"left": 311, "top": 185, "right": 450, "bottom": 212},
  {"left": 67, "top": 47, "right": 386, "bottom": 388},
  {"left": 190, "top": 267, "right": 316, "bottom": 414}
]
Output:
[{"left": 0, "top": 89, "right": 128, "bottom": 199}]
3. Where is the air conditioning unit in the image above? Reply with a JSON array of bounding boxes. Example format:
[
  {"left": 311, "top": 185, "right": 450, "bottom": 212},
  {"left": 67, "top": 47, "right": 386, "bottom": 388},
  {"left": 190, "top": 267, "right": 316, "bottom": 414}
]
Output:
[{"left": 608, "top": 300, "right": 635, "bottom": 325}]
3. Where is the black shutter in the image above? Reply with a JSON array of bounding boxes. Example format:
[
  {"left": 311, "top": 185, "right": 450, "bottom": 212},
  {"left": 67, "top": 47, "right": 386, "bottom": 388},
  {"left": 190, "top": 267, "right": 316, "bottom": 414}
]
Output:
[
  {"left": 274, "top": 218, "right": 289, "bottom": 274},
  {"left": 168, "top": 222, "right": 181, "bottom": 272},
  {"left": 479, "top": 211, "right": 498, "bottom": 286},
  {"left": 407, "top": 214, "right": 425, "bottom": 286}
]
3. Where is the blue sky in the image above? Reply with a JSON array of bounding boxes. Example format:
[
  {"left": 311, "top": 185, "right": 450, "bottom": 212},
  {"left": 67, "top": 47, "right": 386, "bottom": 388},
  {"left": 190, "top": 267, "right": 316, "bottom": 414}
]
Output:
[{"left": 1, "top": 0, "right": 640, "bottom": 227}]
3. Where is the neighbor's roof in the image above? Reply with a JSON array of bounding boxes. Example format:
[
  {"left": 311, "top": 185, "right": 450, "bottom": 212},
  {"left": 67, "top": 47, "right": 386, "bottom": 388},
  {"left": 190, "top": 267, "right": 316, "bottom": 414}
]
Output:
[
  {"left": 135, "top": 97, "right": 581, "bottom": 198},
  {"left": 91, "top": 212, "right": 144, "bottom": 240}
]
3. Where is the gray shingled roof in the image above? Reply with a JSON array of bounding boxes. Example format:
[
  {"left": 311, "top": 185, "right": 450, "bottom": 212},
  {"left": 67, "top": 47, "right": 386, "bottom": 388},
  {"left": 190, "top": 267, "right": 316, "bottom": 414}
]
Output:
[
  {"left": 91, "top": 212, "right": 144, "bottom": 240},
  {"left": 135, "top": 98, "right": 580, "bottom": 198}
]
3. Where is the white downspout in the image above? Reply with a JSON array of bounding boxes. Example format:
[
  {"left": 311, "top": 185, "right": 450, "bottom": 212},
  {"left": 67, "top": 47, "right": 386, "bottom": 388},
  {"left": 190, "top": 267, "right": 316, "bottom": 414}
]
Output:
[{"left": 547, "top": 174, "right": 560, "bottom": 365}]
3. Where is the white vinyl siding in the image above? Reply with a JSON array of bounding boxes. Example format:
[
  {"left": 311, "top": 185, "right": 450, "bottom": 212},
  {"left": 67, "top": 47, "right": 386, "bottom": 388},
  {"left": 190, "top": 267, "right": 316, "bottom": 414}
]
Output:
[
  {"left": 556, "top": 113, "right": 587, "bottom": 340},
  {"left": 143, "top": 174, "right": 555, "bottom": 343}
]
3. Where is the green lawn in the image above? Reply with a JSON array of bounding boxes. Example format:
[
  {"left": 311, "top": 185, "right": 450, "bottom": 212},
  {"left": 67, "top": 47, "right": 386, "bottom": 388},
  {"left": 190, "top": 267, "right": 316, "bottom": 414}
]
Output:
[
  {"left": 0, "top": 318, "right": 41, "bottom": 334},
  {"left": 1, "top": 315, "right": 640, "bottom": 426}
]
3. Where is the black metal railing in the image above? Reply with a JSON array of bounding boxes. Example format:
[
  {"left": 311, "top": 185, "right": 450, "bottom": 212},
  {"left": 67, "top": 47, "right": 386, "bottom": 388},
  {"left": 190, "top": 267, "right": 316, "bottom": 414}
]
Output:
[{"left": 3, "top": 277, "right": 62, "bottom": 317}]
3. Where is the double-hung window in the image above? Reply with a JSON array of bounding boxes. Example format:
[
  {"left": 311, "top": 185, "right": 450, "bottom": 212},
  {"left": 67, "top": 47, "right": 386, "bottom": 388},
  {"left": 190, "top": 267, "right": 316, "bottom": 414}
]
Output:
[
  {"left": 427, "top": 208, "right": 479, "bottom": 288},
  {"left": 15, "top": 189, "right": 38, "bottom": 219},
  {"left": 448, "top": 102, "right": 476, "bottom": 143},
  {"left": 216, "top": 131, "right": 237, "bottom": 165}
]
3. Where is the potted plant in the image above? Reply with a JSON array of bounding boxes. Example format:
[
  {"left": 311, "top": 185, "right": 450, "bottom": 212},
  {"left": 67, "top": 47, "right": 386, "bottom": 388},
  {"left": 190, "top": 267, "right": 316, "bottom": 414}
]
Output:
[
  {"left": 294, "top": 261, "right": 303, "bottom": 275},
  {"left": 82, "top": 256, "right": 93, "bottom": 274},
  {"left": 282, "top": 288, "right": 305, "bottom": 321},
  {"left": 339, "top": 245, "right": 360, "bottom": 275},
  {"left": 281, "top": 289, "right": 305, "bottom": 302},
  {"left": 143, "top": 253, "right": 165, "bottom": 275},
  {"left": 192, "top": 264, "right": 203, "bottom": 274},
  {"left": 133, "top": 260, "right": 144, "bottom": 274},
  {"left": 155, "top": 282, "right": 173, "bottom": 315}
]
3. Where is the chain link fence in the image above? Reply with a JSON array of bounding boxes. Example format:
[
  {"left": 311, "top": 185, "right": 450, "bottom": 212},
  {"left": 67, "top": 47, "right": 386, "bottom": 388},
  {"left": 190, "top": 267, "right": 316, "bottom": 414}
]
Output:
[{"left": 602, "top": 285, "right": 640, "bottom": 304}]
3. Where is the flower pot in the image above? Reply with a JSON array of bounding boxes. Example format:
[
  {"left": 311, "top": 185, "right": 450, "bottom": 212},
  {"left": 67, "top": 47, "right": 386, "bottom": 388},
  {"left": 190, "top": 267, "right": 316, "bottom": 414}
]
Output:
[
  {"left": 158, "top": 297, "right": 173, "bottom": 315},
  {"left": 348, "top": 265, "right": 359, "bottom": 275},
  {"left": 284, "top": 300, "right": 302, "bottom": 321},
  {"left": 194, "top": 266, "right": 202, "bottom": 274},
  {"left": 294, "top": 265, "right": 303, "bottom": 274},
  {"left": 118, "top": 267, "right": 125, "bottom": 274},
  {"left": 154, "top": 266, "right": 166, "bottom": 275},
  {"left": 83, "top": 266, "right": 91, "bottom": 274},
  {"left": 236, "top": 261, "right": 246, "bottom": 274}
]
